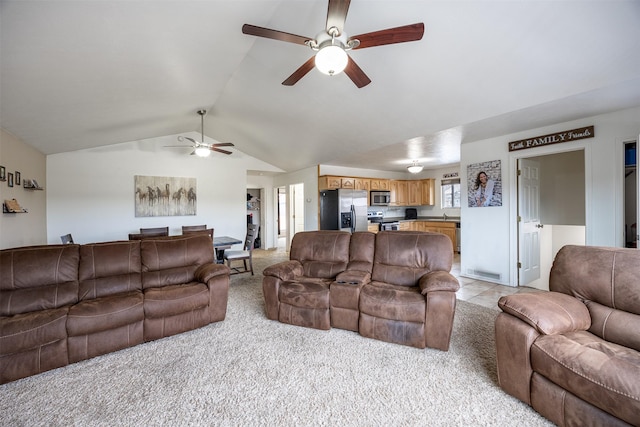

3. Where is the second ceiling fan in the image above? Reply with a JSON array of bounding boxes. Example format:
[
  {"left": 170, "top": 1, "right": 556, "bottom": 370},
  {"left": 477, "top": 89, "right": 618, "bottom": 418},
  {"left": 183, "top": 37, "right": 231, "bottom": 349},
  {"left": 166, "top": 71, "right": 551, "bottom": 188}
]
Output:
[
  {"left": 167, "top": 110, "right": 234, "bottom": 157},
  {"left": 242, "top": 0, "right": 424, "bottom": 88}
]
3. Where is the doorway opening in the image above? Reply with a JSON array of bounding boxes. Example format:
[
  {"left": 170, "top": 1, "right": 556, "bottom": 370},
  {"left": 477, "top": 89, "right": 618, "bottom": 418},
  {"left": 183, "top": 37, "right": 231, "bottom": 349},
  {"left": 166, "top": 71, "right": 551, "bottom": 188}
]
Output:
[
  {"left": 624, "top": 140, "right": 637, "bottom": 248},
  {"left": 517, "top": 149, "right": 586, "bottom": 290}
]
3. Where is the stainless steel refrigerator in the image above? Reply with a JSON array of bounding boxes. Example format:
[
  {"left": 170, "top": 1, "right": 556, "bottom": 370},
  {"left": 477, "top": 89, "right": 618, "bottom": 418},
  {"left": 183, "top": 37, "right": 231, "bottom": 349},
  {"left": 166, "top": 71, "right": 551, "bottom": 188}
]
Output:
[{"left": 319, "top": 189, "right": 368, "bottom": 233}]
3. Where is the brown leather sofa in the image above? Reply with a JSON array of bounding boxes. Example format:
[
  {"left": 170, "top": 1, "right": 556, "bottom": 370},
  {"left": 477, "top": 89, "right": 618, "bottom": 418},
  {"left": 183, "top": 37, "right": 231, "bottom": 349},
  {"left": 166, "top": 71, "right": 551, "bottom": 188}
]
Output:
[
  {"left": 495, "top": 245, "right": 640, "bottom": 427},
  {"left": 0, "top": 234, "right": 230, "bottom": 384},
  {"left": 263, "top": 230, "right": 459, "bottom": 350}
]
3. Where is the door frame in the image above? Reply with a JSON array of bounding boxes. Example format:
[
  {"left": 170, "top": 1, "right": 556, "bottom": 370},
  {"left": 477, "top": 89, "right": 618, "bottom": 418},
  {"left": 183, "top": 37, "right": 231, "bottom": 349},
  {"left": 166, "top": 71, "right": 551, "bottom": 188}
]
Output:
[{"left": 509, "top": 141, "right": 591, "bottom": 287}]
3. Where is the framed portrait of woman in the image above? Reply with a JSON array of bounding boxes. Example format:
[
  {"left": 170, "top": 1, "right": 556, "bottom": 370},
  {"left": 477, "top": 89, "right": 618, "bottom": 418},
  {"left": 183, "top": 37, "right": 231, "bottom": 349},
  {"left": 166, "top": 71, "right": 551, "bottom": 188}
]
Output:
[{"left": 467, "top": 160, "right": 502, "bottom": 207}]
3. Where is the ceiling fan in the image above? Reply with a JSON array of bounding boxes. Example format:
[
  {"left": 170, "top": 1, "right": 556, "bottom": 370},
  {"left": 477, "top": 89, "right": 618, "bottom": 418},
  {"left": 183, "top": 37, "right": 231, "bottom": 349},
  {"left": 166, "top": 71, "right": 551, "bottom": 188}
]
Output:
[
  {"left": 165, "top": 110, "right": 234, "bottom": 157},
  {"left": 242, "top": 0, "right": 424, "bottom": 88}
]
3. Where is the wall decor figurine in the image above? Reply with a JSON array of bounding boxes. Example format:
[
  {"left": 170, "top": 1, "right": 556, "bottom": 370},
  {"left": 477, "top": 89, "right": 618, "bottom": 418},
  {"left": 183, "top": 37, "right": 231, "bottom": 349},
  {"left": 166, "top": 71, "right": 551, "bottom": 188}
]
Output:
[
  {"left": 7, "top": 173, "right": 13, "bottom": 188},
  {"left": 134, "top": 175, "right": 196, "bottom": 217},
  {"left": 0, "top": 166, "right": 5, "bottom": 181},
  {"left": 15, "top": 171, "right": 20, "bottom": 186},
  {"left": 467, "top": 160, "right": 502, "bottom": 207}
]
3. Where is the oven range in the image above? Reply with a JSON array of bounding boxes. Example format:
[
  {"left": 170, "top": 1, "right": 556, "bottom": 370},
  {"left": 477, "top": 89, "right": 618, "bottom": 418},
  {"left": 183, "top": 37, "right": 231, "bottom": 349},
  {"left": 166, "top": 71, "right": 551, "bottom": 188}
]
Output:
[{"left": 367, "top": 211, "right": 400, "bottom": 231}]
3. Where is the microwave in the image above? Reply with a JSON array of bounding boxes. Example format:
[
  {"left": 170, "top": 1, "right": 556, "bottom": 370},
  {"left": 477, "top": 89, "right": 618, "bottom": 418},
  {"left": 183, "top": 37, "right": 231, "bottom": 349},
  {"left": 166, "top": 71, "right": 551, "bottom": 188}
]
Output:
[{"left": 370, "top": 190, "right": 391, "bottom": 206}]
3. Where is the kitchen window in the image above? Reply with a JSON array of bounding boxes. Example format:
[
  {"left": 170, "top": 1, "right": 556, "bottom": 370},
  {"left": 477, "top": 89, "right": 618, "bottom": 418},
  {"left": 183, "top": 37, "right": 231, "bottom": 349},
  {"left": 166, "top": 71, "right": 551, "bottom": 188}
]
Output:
[{"left": 441, "top": 178, "right": 461, "bottom": 208}]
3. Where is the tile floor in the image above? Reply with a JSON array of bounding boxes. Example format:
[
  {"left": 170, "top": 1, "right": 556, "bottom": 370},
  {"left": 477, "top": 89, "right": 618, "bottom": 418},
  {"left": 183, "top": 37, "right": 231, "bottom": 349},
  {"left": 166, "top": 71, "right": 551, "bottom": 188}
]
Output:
[{"left": 450, "top": 253, "right": 546, "bottom": 311}]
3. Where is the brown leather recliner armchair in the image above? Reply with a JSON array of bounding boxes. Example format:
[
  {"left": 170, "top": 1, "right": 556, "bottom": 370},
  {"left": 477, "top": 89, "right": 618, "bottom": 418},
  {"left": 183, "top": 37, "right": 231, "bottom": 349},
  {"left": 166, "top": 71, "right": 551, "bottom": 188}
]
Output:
[
  {"left": 263, "top": 231, "right": 351, "bottom": 330},
  {"left": 359, "top": 231, "right": 459, "bottom": 350},
  {"left": 496, "top": 245, "right": 640, "bottom": 426}
]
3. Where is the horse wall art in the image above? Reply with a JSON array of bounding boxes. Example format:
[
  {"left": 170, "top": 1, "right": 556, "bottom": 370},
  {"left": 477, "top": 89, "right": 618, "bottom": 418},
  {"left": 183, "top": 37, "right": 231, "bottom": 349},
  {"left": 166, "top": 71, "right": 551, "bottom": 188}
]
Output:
[{"left": 135, "top": 175, "right": 196, "bottom": 217}]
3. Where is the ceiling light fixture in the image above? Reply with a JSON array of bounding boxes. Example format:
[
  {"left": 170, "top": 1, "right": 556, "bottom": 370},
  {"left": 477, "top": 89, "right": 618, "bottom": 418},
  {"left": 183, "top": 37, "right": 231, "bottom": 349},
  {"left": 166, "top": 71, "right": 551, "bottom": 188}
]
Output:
[
  {"left": 315, "top": 43, "right": 348, "bottom": 75},
  {"left": 194, "top": 146, "right": 211, "bottom": 157},
  {"left": 312, "top": 27, "right": 350, "bottom": 76},
  {"left": 407, "top": 161, "right": 424, "bottom": 174}
]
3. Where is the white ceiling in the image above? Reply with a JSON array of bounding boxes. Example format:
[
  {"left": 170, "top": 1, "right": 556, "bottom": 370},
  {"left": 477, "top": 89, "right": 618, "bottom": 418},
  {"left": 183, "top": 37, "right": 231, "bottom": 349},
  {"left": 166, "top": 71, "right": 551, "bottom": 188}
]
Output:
[{"left": 1, "top": 0, "right": 639, "bottom": 173}]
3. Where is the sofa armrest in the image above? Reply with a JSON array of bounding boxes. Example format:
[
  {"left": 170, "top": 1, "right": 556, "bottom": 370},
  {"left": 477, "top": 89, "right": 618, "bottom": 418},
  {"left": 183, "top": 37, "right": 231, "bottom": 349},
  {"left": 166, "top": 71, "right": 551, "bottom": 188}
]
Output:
[
  {"left": 263, "top": 260, "right": 303, "bottom": 281},
  {"left": 498, "top": 291, "right": 591, "bottom": 335},
  {"left": 195, "top": 263, "right": 230, "bottom": 283},
  {"left": 335, "top": 270, "right": 371, "bottom": 286},
  {"left": 419, "top": 271, "right": 460, "bottom": 294}
]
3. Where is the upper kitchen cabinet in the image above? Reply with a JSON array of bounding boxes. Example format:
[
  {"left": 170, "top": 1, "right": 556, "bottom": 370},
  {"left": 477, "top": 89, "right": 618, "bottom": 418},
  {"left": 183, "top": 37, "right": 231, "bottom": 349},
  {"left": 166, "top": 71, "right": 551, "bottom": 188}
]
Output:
[
  {"left": 354, "top": 178, "right": 370, "bottom": 191},
  {"left": 421, "top": 179, "right": 435, "bottom": 206},
  {"left": 370, "top": 179, "right": 390, "bottom": 191},
  {"left": 407, "top": 180, "right": 423, "bottom": 206},
  {"left": 319, "top": 175, "right": 356, "bottom": 190},
  {"left": 389, "top": 180, "right": 408, "bottom": 206}
]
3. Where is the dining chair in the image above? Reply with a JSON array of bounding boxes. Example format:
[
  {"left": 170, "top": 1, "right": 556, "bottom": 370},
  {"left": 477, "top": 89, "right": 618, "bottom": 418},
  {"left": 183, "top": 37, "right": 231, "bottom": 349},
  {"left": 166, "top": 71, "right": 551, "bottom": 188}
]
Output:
[
  {"left": 183, "top": 227, "right": 214, "bottom": 240},
  {"left": 129, "top": 232, "right": 167, "bottom": 240},
  {"left": 223, "top": 223, "right": 258, "bottom": 275},
  {"left": 60, "top": 233, "right": 74, "bottom": 244},
  {"left": 140, "top": 227, "right": 169, "bottom": 236},
  {"left": 182, "top": 224, "right": 207, "bottom": 233}
]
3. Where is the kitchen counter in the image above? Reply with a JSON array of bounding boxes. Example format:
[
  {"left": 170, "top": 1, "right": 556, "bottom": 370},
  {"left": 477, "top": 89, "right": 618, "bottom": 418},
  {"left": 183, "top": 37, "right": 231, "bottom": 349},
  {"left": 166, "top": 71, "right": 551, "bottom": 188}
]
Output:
[{"left": 383, "top": 216, "right": 460, "bottom": 224}]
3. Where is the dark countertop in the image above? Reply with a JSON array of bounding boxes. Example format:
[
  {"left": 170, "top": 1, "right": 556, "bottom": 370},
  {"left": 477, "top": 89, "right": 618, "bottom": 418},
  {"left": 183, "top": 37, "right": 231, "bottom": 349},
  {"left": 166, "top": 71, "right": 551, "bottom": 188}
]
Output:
[{"left": 382, "top": 216, "right": 460, "bottom": 224}]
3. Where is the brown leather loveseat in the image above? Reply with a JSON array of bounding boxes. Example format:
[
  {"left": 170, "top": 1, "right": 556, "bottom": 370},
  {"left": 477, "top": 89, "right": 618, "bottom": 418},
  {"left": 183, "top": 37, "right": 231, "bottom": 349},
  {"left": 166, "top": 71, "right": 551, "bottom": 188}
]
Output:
[
  {"left": 262, "top": 230, "right": 459, "bottom": 350},
  {"left": 495, "top": 245, "right": 640, "bottom": 426},
  {"left": 0, "top": 234, "right": 230, "bottom": 384}
]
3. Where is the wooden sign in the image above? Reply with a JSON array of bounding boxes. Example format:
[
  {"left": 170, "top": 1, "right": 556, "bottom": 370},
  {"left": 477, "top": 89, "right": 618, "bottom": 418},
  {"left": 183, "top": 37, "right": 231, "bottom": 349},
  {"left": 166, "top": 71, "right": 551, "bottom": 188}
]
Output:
[{"left": 508, "top": 126, "right": 594, "bottom": 152}]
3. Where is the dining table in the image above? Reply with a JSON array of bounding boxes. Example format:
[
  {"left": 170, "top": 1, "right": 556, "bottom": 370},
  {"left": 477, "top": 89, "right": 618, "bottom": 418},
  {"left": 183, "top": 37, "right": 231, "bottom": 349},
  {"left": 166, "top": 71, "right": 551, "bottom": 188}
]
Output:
[{"left": 213, "top": 236, "right": 243, "bottom": 264}]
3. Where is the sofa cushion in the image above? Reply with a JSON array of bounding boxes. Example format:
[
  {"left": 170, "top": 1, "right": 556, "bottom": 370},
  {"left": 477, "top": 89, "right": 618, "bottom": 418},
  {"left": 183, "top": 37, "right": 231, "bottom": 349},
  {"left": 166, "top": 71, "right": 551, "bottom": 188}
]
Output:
[
  {"left": 0, "top": 245, "right": 79, "bottom": 316},
  {"left": 347, "top": 231, "right": 375, "bottom": 273},
  {"left": 531, "top": 330, "right": 640, "bottom": 426},
  {"left": 79, "top": 241, "right": 142, "bottom": 300},
  {"left": 550, "top": 245, "right": 640, "bottom": 352},
  {"left": 67, "top": 291, "right": 144, "bottom": 336},
  {"left": 290, "top": 231, "right": 350, "bottom": 279},
  {"left": 279, "top": 280, "right": 331, "bottom": 309},
  {"left": 372, "top": 232, "right": 452, "bottom": 287},
  {"left": 143, "top": 282, "right": 209, "bottom": 318},
  {"left": 0, "top": 307, "right": 69, "bottom": 355},
  {"left": 141, "top": 234, "right": 214, "bottom": 289},
  {"left": 360, "top": 282, "right": 425, "bottom": 323}
]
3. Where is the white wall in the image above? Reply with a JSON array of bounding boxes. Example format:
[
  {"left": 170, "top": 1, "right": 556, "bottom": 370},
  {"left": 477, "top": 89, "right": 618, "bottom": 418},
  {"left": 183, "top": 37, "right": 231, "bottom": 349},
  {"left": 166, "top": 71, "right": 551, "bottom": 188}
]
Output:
[
  {"left": 273, "top": 166, "right": 319, "bottom": 233},
  {"left": 46, "top": 133, "right": 282, "bottom": 245},
  {"left": 461, "top": 106, "right": 640, "bottom": 286},
  {"left": 0, "top": 129, "right": 47, "bottom": 249}
]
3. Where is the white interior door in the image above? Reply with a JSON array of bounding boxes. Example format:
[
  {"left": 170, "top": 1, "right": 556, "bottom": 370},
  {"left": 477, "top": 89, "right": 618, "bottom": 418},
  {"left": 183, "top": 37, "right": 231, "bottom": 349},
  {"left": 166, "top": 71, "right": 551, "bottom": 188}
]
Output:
[{"left": 518, "top": 158, "right": 542, "bottom": 286}]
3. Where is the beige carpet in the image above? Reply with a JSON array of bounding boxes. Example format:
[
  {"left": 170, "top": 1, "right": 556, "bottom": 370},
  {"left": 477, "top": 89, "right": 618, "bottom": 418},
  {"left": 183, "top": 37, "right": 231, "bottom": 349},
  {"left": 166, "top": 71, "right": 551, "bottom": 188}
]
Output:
[{"left": 0, "top": 250, "right": 552, "bottom": 426}]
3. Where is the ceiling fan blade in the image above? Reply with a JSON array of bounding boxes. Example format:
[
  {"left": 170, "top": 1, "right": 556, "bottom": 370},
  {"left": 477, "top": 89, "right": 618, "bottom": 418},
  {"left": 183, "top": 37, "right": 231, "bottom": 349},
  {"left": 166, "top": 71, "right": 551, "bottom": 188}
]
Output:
[
  {"left": 352, "top": 23, "right": 424, "bottom": 49},
  {"left": 344, "top": 56, "right": 371, "bottom": 88},
  {"left": 164, "top": 145, "right": 194, "bottom": 148},
  {"left": 211, "top": 147, "right": 233, "bottom": 155},
  {"left": 242, "top": 24, "right": 310, "bottom": 46},
  {"left": 282, "top": 56, "right": 316, "bottom": 86},
  {"left": 326, "top": 0, "right": 350, "bottom": 35},
  {"left": 212, "top": 142, "right": 234, "bottom": 147}
]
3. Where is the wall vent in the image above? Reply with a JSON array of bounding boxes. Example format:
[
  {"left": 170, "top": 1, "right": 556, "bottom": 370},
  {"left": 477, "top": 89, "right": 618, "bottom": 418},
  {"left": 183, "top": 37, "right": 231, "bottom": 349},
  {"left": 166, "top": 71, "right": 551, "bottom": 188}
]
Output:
[{"left": 466, "top": 269, "right": 502, "bottom": 281}]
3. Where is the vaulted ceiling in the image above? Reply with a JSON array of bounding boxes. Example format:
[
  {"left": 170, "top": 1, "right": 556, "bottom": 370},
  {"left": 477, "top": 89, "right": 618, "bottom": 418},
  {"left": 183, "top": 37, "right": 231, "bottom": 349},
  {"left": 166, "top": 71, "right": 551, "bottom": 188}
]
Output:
[{"left": 1, "top": 0, "right": 639, "bottom": 173}]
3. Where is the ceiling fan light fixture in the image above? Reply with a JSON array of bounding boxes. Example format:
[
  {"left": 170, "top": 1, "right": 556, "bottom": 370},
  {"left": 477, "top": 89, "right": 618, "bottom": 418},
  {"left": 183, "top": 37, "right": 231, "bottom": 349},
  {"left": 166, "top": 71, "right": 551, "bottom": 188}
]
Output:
[
  {"left": 315, "top": 44, "right": 348, "bottom": 76},
  {"left": 194, "top": 146, "right": 211, "bottom": 157},
  {"left": 407, "top": 162, "right": 424, "bottom": 174}
]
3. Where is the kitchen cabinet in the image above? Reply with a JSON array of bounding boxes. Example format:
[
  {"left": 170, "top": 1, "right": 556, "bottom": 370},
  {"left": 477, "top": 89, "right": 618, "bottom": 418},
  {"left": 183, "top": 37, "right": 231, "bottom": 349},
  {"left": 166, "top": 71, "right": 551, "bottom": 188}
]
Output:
[
  {"left": 389, "top": 180, "right": 408, "bottom": 206},
  {"left": 370, "top": 179, "right": 390, "bottom": 190},
  {"left": 318, "top": 176, "right": 357, "bottom": 190},
  {"left": 318, "top": 176, "right": 342, "bottom": 190},
  {"left": 354, "top": 178, "right": 370, "bottom": 191},
  {"left": 407, "top": 180, "right": 423, "bottom": 206},
  {"left": 367, "top": 223, "right": 379, "bottom": 233},
  {"left": 340, "top": 177, "right": 356, "bottom": 189},
  {"left": 421, "top": 179, "right": 435, "bottom": 205},
  {"left": 420, "top": 221, "right": 456, "bottom": 252}
]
